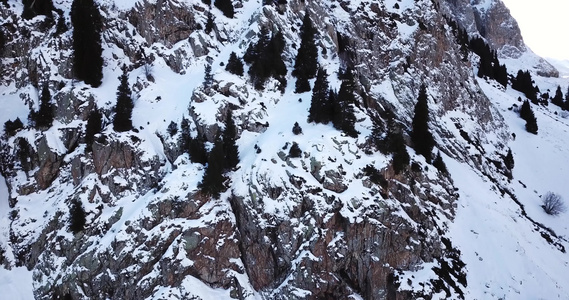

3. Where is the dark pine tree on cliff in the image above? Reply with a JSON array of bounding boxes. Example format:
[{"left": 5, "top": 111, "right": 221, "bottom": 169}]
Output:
[
  {"left": 293, "top": 12, "right": 318, "bottom": 93},
  {"left": 85, "top": 107, "right": 103, "bottom": 152},
  {"left": 512, "top": 70, "right": 539, "bottom": 103},
  {"left": 308, "top": 67, "right": 332, "bottom": 124},
  {"left": 332, "top": 70, "right": 358, "bottom": 138},
  {"left": 244, "top": 28, "right": 287, "bottom": 91},
  {"left": 214, "top": 0, "right": 234, "bottom": 18},
  {"left": 226, "top": 52, "right": 244, "bottom": 76},
  {"left": 199, "top": 134, "right": 226, "bottom": 198},
  {"left": 69, "top": 199, "right": 86, "bottom": 234},
  {"left": 22, "top": 0, "right": 54, "bottom": 20},
  {"left": 35, "top": 84, "right": 55, "bottom": 130},
  {"left": 71, "top": 0, "right": 104, "bottom": 87},
  {"left": 222, "top": 109, "right": 239, "bottom": 171},
  {"left": 113, "top": 67, "right": 134, "bottom": 132},
  {"left": 411, "top": 84, "right": 435, "bottom": 162}
]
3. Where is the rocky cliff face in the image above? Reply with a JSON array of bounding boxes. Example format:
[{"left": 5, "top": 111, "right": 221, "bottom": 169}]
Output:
[
  {"left": 0, "top": 0, "right": 566, "bottom": 299},
  {"left": 441, "top": 0, "right": 558, "bottom": 77}
]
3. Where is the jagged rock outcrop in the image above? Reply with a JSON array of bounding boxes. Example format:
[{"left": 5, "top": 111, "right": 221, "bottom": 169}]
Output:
[{"left": 441, "top": 0, "right": 558, "bottom": 77}]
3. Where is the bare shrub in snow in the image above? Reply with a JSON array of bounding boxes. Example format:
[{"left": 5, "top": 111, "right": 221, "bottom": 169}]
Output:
[{"left": 541, "top": 192, "right": 566, "bottom": 216}]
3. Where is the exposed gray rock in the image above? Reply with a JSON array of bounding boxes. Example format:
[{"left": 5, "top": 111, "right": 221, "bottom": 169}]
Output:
[
  {"left": 127, "top": 0, "right": 199, "bottom": 48},
  {"left": 36, "top": 135, "right": 63, "bottom": 190},
  {"left": 322, "top": 169, "right": 348, "bottom": 193}
]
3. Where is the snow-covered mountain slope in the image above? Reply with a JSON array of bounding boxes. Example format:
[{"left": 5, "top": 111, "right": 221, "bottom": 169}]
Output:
[{"left": 0, "top": 0, "right": 568, "bottom": 299}]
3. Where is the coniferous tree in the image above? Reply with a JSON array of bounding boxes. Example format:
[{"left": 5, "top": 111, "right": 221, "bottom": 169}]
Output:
[
  {"left": 199, "top": 134, "right": 226, "bottom": 198},
  {"left": 295, "top": 74, "right": 311, "bottom": 94},
  {"left": 0, "top": 29, "right": 5, "bottom": 51},
  {"left": 308, "top": 67, "right": 331, "bottom": 124},
  {"left": 520, "top": 100, "right": 538, "bottom": 134},
  {"left": 167, "top": 121, "right": 178, "bottom": 137},
  {"left": 55, "top": 13, "right": 68, "bottom": 35},
  {"left": 525, "top": 109, "right": 538, "bottom": 134},
  {"left": 371, "top": 116, "right": 409, "bottom": 174},
  {"left": 289, "top": 142, "right": 302, "bottom": 158},
  {"left": 226, "top": 52, "right": 244, "bottom": 76},
  {"left": 411, "top": 84, "right": 435, "bottom": 162},
  {"left": 552, "top": 86, "right": 564, "bottom": 107},
  {"left": 469, "top": 37, "right": 508, "bottom": 87},
  {"left": 205, "top": 11, "right": 214, "bottom": 34},
  {"left": 71, "top": 0, "right": 103, "bottom": 87},
  {"left": 370, "top": 119, "right": 387, "bottom": 153},
  {"left": 188, "top": 133, "right": 208, "bottom": 165},
  {"left": 214, "top": 0, "right": 234, "bottom": 18},
  {"left": 243, "top": 27, "right": 269, "bottom": 64},
  {"left": 69, "top": 199, "right": 86, "bottom": 234},
  {"left": 385, "top": 123, "right": 410, "bottom": 174},
  {"left": 292, "top": 122, "right": 303, "bottom": 135},
  {"left": 512, "top": 70, "right": 538, "bottom": 103},
  {"left": 565, "top": 86, "right": 569, "bottom": 110},
  {"left": 4, "top": 118, "right": 24, "bottom": 137},
  {"left": 328, "top": 88, "right": 338, "bottom": 124},
  {"left": 332, "top": 77, "right": 358, "bottom": 138},
  {"left": 22, "top": 0, "right": 54, "bottom": 20},
  {"left": 85, "top": 108, "right": 102, "bottom": 152},
  {"left": 493, "top": 63, "right": 508, "bottom": 88},
  {"left": 113, "top": 67, "right": 134, "bottom": 132},
  {"left": 245, "top": 28, "right": 287, "bottom": 91},
  {"left": 293, "top": 12, "right": 318, "bottom": 93},
  {"left": 391, "top": 130, "right": 410, "bottom": 174},
  {"left": 504, "top": 148, "right": 514, "bottom": 170},
  {"left": 17, "top": 138, "right": 33, "bottom": 170},
  {"left": 432, "top": 151, "right": 448, "bottom": 174},
  {"left": 36, "top": 84, "right": 55, "bottom": 129},
  {"left": 179, "top": 116, "right": 191, "bottom": 151},
  {"left": 519, "top": 99, "right": 532, "bottom": 121},
  {"left": 222, "top": 110, "right": 239, "bottom": 171},
  {"left": 266, "top": 31, "right": 287, "bottom": 91}
]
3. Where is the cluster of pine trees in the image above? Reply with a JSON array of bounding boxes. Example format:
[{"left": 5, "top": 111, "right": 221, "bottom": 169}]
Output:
[
  {"left": 293, "top": 13, "right": 318, "bottom": 93},
  {"left": 307, "top": 67, "right": 358, "bottom": 137},
  {"left": 550, "top": 85, "right": 569, "bottom": 111},
  {"left": 446, "top": 17, "right": 469, "bottom": 61},
  {"left": 198, "top": 110, "right": 240, "bottom": 198},
  {"left": 4, "top": 118, "right": 23, "bottom": 137},
  {"left": 512, "top": 70, "right": 539, "bottom": 103},
  {"left": 244, "top": 27, "right": 287, "bottom": 91},
  {"left": 371, "top": 115, "right": 409, "bottom": 175},
  {"left": 469, "top": 37, "right": 508, "bottom": 87},
  {"left": 175, "top": 112, "right": 240, "bottom": 198}
]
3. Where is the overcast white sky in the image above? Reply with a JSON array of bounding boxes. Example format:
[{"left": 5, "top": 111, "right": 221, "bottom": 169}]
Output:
[{"left": 500, "top": 0, "right": 569, "bottom": 60}]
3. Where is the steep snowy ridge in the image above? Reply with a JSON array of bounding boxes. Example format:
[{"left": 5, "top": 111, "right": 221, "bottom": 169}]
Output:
[{"left": 0, "top": 0, "right": 568, "bottom": 299}]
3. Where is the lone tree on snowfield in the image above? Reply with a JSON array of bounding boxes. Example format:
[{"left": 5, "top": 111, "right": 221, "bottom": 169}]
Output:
[{"left": 541, "top": 192, "right": 566, "bottom": 216}]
